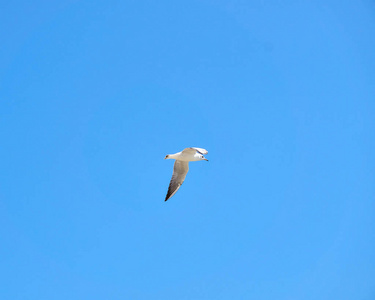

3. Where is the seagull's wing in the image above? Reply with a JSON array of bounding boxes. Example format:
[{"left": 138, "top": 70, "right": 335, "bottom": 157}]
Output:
[
  {"left": 182, "top": 147, "right": 208, "bottom": 155},
  {"left": 165, "top": 160, "right": 189, "bottom": 201},
  {"left": 191, "top": 147, "right": 208, "bottom": 155}
]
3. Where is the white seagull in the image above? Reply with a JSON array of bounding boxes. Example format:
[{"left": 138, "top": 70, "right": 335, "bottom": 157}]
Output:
[{"left": 164, "top": 147, "right": 209, "bottom": 201}]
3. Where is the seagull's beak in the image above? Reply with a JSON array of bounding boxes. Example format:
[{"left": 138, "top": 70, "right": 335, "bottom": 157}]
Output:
[{"left": 203, "top": 158, "right": 209, "bottom": 161}]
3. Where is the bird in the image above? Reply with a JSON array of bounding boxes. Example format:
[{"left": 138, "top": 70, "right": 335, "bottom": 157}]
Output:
[{"left": 164, "top": 147, "right": 208, "bottom": 201}]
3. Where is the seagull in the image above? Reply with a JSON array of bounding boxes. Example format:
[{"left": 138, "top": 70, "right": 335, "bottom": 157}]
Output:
[{"left": 164, "top": 147, "right": 208, "bottom": 201}]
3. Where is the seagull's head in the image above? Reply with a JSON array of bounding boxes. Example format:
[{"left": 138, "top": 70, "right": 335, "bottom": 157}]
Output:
[{"left": 201, "top": 155, "right": 209, "bottom": 161}]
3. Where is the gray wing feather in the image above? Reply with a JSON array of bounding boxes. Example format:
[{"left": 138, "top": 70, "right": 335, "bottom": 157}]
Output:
[
  {"left": 165, "top": 160, "right": 189, "bottom": 201},
  {"left": 182, "top": 147, "right": 208, "bottom": 155},
  {"left": 191, "top": 147, "right": 208, "bottom": 155}
]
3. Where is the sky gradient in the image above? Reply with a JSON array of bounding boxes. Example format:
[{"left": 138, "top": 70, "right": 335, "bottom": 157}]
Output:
[{"left": 1, "top": 1, "right": 375, "bottom": 299}]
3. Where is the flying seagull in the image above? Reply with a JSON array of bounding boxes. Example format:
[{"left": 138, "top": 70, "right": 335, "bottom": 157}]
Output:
[{"left": 164, "top": 147, "right": 208, "bottom": 201}]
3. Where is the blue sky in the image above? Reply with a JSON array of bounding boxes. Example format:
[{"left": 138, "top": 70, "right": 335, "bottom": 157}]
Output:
[{"left": 1, "top": 1, "right": 374, "bottom": 299}]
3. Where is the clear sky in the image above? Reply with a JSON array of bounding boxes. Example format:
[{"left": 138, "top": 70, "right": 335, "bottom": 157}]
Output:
[{"left": 1, "top": 1, "right": 374, "bottom": 299}]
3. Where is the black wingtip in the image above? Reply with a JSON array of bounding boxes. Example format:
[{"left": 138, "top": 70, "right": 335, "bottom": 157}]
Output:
[{"left": 165, "top": 189, "right": 173, "bottom": 201}]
